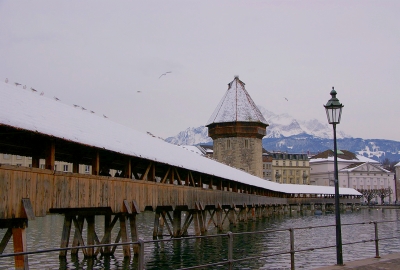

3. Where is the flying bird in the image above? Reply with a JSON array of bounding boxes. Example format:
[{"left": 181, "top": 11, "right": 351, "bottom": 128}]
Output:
[
  {"left": 285, "top": 97, "right": 288, "bottom": 101},
  {"left": 54, "top": 96, "right": 60, "bottom": 101},
  {"left": 137, "top": 91, "right": 141, "bottom": 93},
  {"left": 40, "top": 91, "right": 44, "bottom": 96},
  {"left": 159, "top": 71, "right": 172, "bottom": 79},
  {"left": 81, "top": 107, "right": 87, "bottom": 110},
  {"left": 23, "top": 85, "right": 27, "bottom": 89},
  {"left": 73, "top": 104, "right": 80, "bottom": 108},
  {"left": 15, "top": 82, "right": 21, "bottom": 86},
  {"left": 30, "top": 87, "right": 37, "bottom": 92},
  {"left": 90, "top": 110, "right": 95, "bottom": 113},
  {"left": 103, "top": 114, "right": 108, "bottom": 118}
]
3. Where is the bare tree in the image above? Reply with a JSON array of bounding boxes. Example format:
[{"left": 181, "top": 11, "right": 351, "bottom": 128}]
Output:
[
  {"left": 376, "top": 187, "right": 393, "bottom": 204},
  {"left": 357, "top": 189, "right": 379, "bottom": 205},
  {"left": 381, "top": 158, "right": 397, "bottom": 172}
]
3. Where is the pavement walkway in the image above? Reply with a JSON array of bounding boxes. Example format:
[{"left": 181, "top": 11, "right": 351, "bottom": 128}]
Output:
[{"left": 315, "top": 252, "right": 400, "bottom": 270}]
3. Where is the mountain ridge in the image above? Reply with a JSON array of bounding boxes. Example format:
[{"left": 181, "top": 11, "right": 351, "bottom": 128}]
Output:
[{"left": 165, "top": 107, "right": 400, "bottom": 162}]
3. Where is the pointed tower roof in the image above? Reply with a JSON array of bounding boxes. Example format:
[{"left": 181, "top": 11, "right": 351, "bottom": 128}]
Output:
[{"left": 206, "top": 76, "right": 268, "bottom": 126}]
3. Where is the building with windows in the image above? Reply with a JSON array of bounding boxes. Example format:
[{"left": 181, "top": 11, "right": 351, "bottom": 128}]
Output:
[
  {"left": 310, "top": 150, "right": 395, "bottom": 202},
  {"left": 262, "top": 150, "right": 273, "bottom": 180},
  {"left": 1, "top": 154, "right": 95, "bottom": 175},
  {"left": 271, "top": 152, "right": 310, "bottom": 184}
]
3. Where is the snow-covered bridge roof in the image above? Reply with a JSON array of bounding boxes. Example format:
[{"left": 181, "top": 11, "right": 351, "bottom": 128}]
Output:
[{"left": 0, "top": 81, "right": 360, "bottom": 196}]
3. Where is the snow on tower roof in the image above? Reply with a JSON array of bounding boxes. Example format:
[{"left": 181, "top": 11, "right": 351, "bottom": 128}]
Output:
[
  {"left": 0, "top": 81, "right": 360, "bottom": 196},
  {"left": 206, "top": 76, "right": 268, "bottom": 126}
]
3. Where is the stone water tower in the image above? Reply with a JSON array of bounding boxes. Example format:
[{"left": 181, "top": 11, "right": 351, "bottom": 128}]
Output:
[{"left": 206, "top": 76, "right": 268, "bottom": 178}]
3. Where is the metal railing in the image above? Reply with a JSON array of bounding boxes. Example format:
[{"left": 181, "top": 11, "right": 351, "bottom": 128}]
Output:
[{"left": 1, "top": 220, "right": 399, "bottom": 269}]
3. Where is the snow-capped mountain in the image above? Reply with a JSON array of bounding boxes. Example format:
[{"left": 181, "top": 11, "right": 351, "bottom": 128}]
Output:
[
  {"left": 257, "top": 106, "right": 350, "bottom": 139},
  {"left": 164, "top": 106, "right": 400, "bottom": 162},
  {"left": 165, "top": 106, "right": 351, "bottom": 145},
  {"left": 165, "top": 126, "right": 211, "bottom": 145}
]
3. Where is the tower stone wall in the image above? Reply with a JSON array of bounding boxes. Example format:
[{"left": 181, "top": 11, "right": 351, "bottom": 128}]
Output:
[{"left": 213, "top": 136, "right": 263, "bottom": 178}]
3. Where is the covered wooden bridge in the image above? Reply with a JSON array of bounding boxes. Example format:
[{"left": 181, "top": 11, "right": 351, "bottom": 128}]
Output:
[{"left": 0, "top": 82, "right": 361, "bottom": 268}]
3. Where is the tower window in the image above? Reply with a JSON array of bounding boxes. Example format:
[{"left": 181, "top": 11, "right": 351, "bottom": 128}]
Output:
[
  {"left": 227, "top": 140, "right": 231, "bottom": 149},
  {"left": 244, "top": 139, "right": 249, "bottom": 149}
]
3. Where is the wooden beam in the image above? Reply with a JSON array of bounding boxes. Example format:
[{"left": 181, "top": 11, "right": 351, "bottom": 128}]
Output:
[
  {"left": 0, "top": 228, "right": 12, "bottom": 254},
  {"left": 59, "top": 215, "right": 72, "bottom": 257},
  {"left": 124, "top": 157, "right": 132, "bottom": 179},
  {"left": 140, "top": 162, "right": 152, "bottom": 181},
  {"left": 129, "top": 214, "right": 139, "bottom": 254},
  {"left": 91, "top": 150, "right": 100, "bottom": 176},
  {"left": 12, "top": 227, "right": 28, "bottom": 270},
  {"left": 174, "top": 168, "right": 182, "bottom": 185},
  {"left": 86, "top": 215, "right": 95, "bottom": 257},
  {"left": 161, "top": 167, "right": 171, "bottom": 184},
  {"left": 119, "top": 215, "right": 131, "bottom": 258},
  {"left": 45, "top": 139, "right": 55, "bottom": 170}
]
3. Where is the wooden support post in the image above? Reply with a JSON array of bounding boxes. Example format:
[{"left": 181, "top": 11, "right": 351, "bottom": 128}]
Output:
[
  {"left": 170, "top": 168, "right": 174, "bottom": 185},
  {"left": 92, "top": 150, "right": 100, "bottom": 175},
  {"left": 216, "top": 207, "right": 223, "bottom": 231},
  {"left": 119, "top": 215, "right": 131, "bottom": 258},
  {"left": 86, "top": 215, "right": 95, "bottom": 257},
  {"left": 129, "top": 214, "right": 139, "bottom": 254},
  {"left": 228, "top": 208, "right": 237, "bottom": 226},
  {"left": 0, "top": 228, "right": 12, "bottom": 254},
  {"left": 45, "top": 139, "right": 55, "bottom": 170},
  {"left": 12, "top": 222, "right": 29, "bottom": 270},
  {"left": 124, "top": 157, "right": 132, "bottom": 178},
  {"left": 153, "top": 211, "right": 160, "bottom": 239},
  {"left": 158, "top": 212, "right": 165, "bottom": 237},
  {"left": 71, "top": 215, "right": 87, "bottom": 257},
  {"left": 103, "top": 214, "right": 112, "bottom": 255},
  {"left": 150, "top": 162, "right": 156, "bottom": 182},
  {"left": 172, "top": 210, "right": 181, "bottom": 237},
  {"left": 59, "top": 215, "right": 72, "bottom": 257},
  {"left": 193, "top": 211, "right": 201, "bottom": 236},
  {"left": 180, "top": 212, "right": 193, "bottom": 237},
  {"left": 31, "top": 140, "right": 41, "bottom": 168},
  {"left": 12, "top": 226, "right": 28, "bottom": 270}
]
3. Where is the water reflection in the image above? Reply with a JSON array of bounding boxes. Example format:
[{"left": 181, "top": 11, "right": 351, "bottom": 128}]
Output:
[{"left": 0, "top": 208, "right": 399, "bottom": 269}]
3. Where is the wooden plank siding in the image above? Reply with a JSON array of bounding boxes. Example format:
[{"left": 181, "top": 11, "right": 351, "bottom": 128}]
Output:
[{"left": 0, "top": 165, "right": 287, "bottom": 219}]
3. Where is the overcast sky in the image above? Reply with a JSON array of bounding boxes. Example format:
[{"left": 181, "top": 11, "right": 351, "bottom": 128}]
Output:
[{"left": 1, "top": 1, "right": 399, "bottom": 141}]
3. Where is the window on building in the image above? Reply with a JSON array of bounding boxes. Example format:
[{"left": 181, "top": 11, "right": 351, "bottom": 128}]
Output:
[
  {"left": 85, "top": 165, "right": 90, "bottom": 173},
  {"left": 227, "top": 140, "right": 231, "bottom": 150},
  {"left": 16, "top": 155, "right": 22, "bottom": 160},
  {"left": 3, "top": 154, "right": 10, "bottom": 159},
  {"left": 283, "top": 161, "right": 286, "bottom": 166},
  {"left": 276, "top": 161, "right": 278, "bottom": 166},
  {"left": 289, "top": 161, "right": 292, "bottom": 167},
  {"left": 40, "top": 164, "right": 45, "bottom": 169},
  {"left": 29, "top": 164, "right": 32, "bottom": 168},
  {"left": 63, "top": 165, "right": 68, "bottom": 172},
  {"left": 244, "top": 139, "right": 249, "bottom": 149},
  {"left": 303, "top": 161, "right": 305, "bottom": 167}
]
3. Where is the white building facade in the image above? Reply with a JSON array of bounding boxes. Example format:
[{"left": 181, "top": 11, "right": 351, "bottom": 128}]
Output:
[{"left": 310, "top": 150, "right": 395, "bottom": 203}]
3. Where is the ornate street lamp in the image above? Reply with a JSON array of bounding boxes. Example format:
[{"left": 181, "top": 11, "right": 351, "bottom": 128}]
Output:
[{"left": 324, "top": 87, "right": 344, "bottom": 265}]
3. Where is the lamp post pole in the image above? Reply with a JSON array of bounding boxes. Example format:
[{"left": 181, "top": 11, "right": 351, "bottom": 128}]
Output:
[
  {"left": 324, "top": 87, "right": 344, "bottom": 265},
  {"left": 332, "top": 122, "right": 343, "bottom": 265}
]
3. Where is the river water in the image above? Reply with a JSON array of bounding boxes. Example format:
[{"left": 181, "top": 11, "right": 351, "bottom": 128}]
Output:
[{"left": 1, "top": 208, "right": 400, "bottom": 269}]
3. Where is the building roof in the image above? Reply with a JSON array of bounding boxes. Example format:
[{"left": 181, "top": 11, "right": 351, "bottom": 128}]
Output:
[
  {"left": 206, "top": 76, "right": 268, "bottom": 126},
  {"left": 0, "top": 81, "right": 360, "bottom": 196},
  {"left": 310, "top": 149, "right": 379, "bottom": 164}
]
